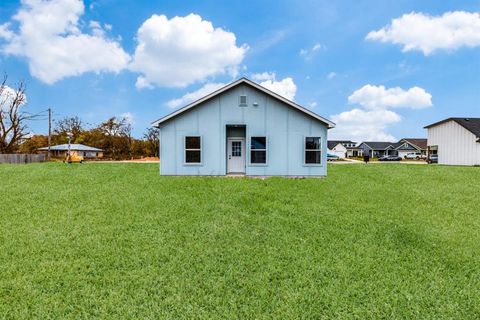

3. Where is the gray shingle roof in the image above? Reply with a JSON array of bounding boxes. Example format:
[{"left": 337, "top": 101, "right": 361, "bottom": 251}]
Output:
[
  {"left": 360, "top": 142, "right": 395, "bottom": 150},
  {"left": 38, "top": 144, "right": 103, "bottom": 152},
  {"left": 425, "top": 118, "right": 480, "bottom": 137}
]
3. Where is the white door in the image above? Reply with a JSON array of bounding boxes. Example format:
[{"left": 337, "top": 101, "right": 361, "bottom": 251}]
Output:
[{"left": 227, "top": 138, "right": 245, "bottom": 173}]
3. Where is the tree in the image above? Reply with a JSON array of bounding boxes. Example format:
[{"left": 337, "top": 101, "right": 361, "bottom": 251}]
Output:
[
  {"left": 97, "top": 117, "right": 131, "bottom": 159},
  {"left": 18, "top": 134, "right": 48, "bottom": 153},
  {"left": 52, "top": 116, "right": 84, "bottom": 144},
  {"left": 143, "top": 127, "right": 159, "bottom": 157},
  {"left": 0, "top": 75, "right": 29, "bottom": 153}
]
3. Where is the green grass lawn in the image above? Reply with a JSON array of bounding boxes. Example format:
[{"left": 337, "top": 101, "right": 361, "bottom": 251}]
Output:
[{"left": 1, "top": 163, "right": 480, "bottom": 319}]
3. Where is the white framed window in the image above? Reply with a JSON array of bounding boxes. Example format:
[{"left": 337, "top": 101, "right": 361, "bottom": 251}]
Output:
[
  {"left": 250, "top": 136, "right": 267, "bottom": 164},
  {"left": 305, "top": 137, "right": 321, "bottom": 164},
  {"left": 239, "top": 95, "right": 247, "bottom": 106},
  {"left": 185, "top": 136, "right": 201, "bottom": 164}
]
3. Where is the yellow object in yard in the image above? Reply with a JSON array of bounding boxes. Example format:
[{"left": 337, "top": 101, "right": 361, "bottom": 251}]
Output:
[{"left": 64, "top": 154, "right": 84, "bottom": 163}]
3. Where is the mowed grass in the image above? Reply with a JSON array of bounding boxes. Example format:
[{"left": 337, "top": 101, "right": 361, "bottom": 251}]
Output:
[{"left": 1, "top": 163, "right": 479, "bottom": 319}]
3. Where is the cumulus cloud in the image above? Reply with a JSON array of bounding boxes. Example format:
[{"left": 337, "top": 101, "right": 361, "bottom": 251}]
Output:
[
  {"left": 330, "top": 109, "right": 400, "bottom": 142},
  {"left": 0, "top": 0, "right": 130, "bottom": 84},
  {"left": 331, "top": 84, "right": 432, "bottom": 141},
  {"left": 166, "top": 82, "right": 226, "bottom": 109},
  {"left": 130, "top": 14, "right": 248, "bottom": 89},
  {"left": 348, "top": 85, "right": 432, "bottom": 110},
  {"left": 1, "top": 85, "right": 27, "bottom": 110},
  {"left": 299, "top": 43, "right": 322, "bottom": 60},
  {"left": 366, "top": 11, "right": 480, "bottom": 55},
  {"left": 251, "top": 72, "right": 296, "bottom": 100}
]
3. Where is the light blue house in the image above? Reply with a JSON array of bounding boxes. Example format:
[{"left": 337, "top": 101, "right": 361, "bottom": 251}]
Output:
[{"left": 152, "top": 78, "right": 335, "bottom": 176}]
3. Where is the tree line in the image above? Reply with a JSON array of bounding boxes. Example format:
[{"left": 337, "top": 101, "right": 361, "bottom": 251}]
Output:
[{"left": 1, "top": 75, "right": 159, "bottom": 159}]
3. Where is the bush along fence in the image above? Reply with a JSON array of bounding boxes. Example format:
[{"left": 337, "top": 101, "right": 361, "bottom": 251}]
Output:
[{"left": 0, "top": 154, "right": 46, "bottom": 164}]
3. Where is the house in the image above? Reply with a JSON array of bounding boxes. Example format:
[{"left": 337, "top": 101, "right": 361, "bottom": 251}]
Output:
[
  {"left": 327, "top": 140, "right": 363, "bottom": 158},
  {"left": 425, "top": 117, "right": 480, "bottom": 165},
  {"left": 38, "top": 144, "right": 103, "bottom": 159},
  {"left": 395, "top": 138, "right": 427, "bottom": 158},
  {"left": 358, "top": 142, "right": 398, "bottom": 158},
  {"left": 152, "top": 78, "right": 335, "bottom": 176}
]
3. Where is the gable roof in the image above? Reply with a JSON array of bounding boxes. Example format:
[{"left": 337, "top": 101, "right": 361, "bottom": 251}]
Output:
[
  {"left": 152, "top": 78, "right": 335, "bottom": 128},
  {"left": 359, "top": 142, "right": 396, "bottom": 150},
  {"left": 38, "top": 144, "right": 103, "bottom": 152},
  {"left": 327, "top": 140, "right": 357, "bottom": 150},
  {"left": 425, "top": 118, "right": 480, "bottom": 137},
  {"left": 398, "top": 138, "right": 427, "bottom": 150}
]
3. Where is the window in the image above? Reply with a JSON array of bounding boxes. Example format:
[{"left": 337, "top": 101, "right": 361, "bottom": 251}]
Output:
[
  {"left": 239, "top": 95, "right": 247, "bottom": 106},
  {"left": 185, "top": 136, "right": 201, "bottom": 164},
  {"left": 305, "top": 137, "right": 321, "bottom": 164},
  {"left": 232, "top": 141, "right": 242, "bottom": 157},
  {"left": 250, "top": 137, "right": 266, "bottom": 164}
]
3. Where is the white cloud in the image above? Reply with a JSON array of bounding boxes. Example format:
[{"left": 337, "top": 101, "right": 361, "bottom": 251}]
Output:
[
  {"left": 299, "top": 43, "right": 322, "bottom": 60},
  {"left": 331, "top": 84, "right": 432, "bottom": 141},
  {"left": 330, "top": 109, "right": 401, "bottom": 142},
  {"left": 130, "top": 14, "right": 248, "bottom": 89},
  {"left": 348, "top": 85, "right": 432, "bottom": 110},
  {"left": 1, "top": 85, "right": 27, "bottom": 110},
  {"left": 308, "top": 102, "right": 317, "bottom": 109},
  {"left": 0, "top": 0, "right": 130, "bottom": 84},
  {"left": 251, "top": 72, "right": 297, "bottom": 100},
  {"left": 366, "top": 11, "right": 480, "bottom": 55},
  {"left": 251, "top": 72, "right": 276, "bottom": 82},
  {"left": 327, "top": 72, "right": 336, "bottom": 79},
  {"left": 166, "top": 82, "right": 226, "bottom": 109}
]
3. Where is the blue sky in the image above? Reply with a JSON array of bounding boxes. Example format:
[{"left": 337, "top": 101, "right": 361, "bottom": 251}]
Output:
[{"left": 1, "top": 0, "right": 479, "bottom": 140}]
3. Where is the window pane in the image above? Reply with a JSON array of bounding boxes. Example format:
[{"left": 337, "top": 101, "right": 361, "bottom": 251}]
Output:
[
  {"left": 251, "top": 137, "right": 266, "bottom": 150},
  {"left": 186, "top": 150, "right": 201, "bottom": 163},
  {"left": 305, "top": 137, "right": 320, "bottom": 150},
  {"left": 185, "top": 136, "right": 200, "bottom": 149},
  {"left": 232, "top": 141, "right": 241, "bottom": 157},
  {"left": 251, "top": 150, "right": 266, "bottom": 164},
  {"left": 305, "top": 150, "right": 321, "bottom": 164}
]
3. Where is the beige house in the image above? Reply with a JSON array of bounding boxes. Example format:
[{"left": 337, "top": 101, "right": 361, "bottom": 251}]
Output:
[
  {"left": 425, "top": 118, "right": 480, "bottom": 166},
  {"left": 38, "top": 144, "right": 103, "bottom": 159}
]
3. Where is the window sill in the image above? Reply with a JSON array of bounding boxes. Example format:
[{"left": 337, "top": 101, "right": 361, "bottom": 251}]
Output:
[
  {"left": 183, "top": 163, "right": 203, "bottom": 166},
  {"left": 249, "top": 163, "right": 268, "bottom": 167}
]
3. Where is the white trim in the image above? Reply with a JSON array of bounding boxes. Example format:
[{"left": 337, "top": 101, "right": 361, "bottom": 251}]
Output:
[
  {"left": 304, "top": 136, "right": 322, "bottom": 166},
  {"left": 152, "top": 78, "right": 335, "bottom": 128},
  {"left": 184, "top": 136, "right": 202, "bottom": 165},
  {"left": 249, "top": 136, "right": 267, "bottom": 166}
]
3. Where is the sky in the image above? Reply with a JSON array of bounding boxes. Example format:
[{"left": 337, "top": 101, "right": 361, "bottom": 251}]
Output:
[{"left": 0, "top": 0, "right": 479, "bottom": 141}]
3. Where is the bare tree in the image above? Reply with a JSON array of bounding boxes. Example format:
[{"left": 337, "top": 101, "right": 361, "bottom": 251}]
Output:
[
  {"left": 53, "top": 116, "right": 84, "bottom": 144},
  {"left": 144, "top": 127, "right": 159, "bottom": 157},
  {"left": 0, "top": 75, "right": 29, "bottom": 153}
]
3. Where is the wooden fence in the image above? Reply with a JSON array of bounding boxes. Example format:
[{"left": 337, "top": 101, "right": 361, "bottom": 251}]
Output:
[{"left": 0, "top": 154, "right": 46, "bottom": 164}]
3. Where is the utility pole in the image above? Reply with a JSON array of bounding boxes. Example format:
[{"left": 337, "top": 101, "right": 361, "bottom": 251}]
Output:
[{"left": 48, "top": 107, "right": 51, "bottom": 160}]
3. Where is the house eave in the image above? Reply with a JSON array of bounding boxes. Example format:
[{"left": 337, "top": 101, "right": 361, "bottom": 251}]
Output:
[{"left": 151, "top": 78, "right": 336, "bottom": 129}]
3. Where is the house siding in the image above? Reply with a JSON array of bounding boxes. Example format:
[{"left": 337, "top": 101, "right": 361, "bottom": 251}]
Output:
[
  {"left": 159, "top": 83, "right": 328, "bottom": 176},
  {"left": 427, "top": 120, "right": 480, "bottom": 166}
]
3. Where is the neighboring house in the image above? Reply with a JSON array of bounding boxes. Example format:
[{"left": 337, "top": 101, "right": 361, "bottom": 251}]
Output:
[
  {"left": 425, "top": 117, "right": 480, "bottom": 166},
  {"left": 358, "top": 142, "right": 397, "bottom": 158},
  {"left": 152, "top": 78, "right": 335, "bottom": 176},
  {"left": 38, "top": 144, "right": 103, "bottom": 159},
  {"left": 327, "top": 140, "right": 363, "bottom": 158},
  {"left": 395, "top": 138, "right": 427, "bottom": 158}
]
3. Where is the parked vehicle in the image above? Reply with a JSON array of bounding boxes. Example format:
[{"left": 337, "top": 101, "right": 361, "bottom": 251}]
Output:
[
  {"left": 327, "top": 153, "right": 340, "bottom": 161},
  {"left": 404, "top": 152, "right": 425, "bottom": 160},
  {"left": 427, "top": 154, "right": 438, "bottom": 164},
  {"left": 378, "top": 155, "right": 402, "bottom": 161}
]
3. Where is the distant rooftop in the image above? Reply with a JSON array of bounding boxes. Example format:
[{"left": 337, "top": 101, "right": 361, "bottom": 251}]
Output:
[{"left": 38, "top": 144, "right": 103, "bottom": 152}]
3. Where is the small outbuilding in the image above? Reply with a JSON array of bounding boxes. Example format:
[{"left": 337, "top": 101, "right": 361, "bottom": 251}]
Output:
[
  {"left": 38, "top": 144, "right": 103, "bottom": 159},
  {"left": 152, "top": 78, "right": 335, "bottom": 176},
  {"left": 425, "top": 117, "right": 480, "bottom": 166}
]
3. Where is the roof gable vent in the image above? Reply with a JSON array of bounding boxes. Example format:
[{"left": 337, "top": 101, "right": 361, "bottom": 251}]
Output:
[{"left": 239, "top": 95, "right": 247, "bottom": 106}]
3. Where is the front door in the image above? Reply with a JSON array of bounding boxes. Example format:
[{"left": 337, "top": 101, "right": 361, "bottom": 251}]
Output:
[{"left": 227, "top": 138, "right": 245, "bottom": 173}]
